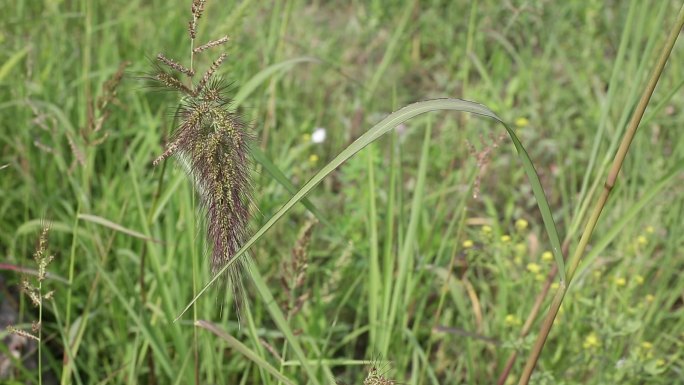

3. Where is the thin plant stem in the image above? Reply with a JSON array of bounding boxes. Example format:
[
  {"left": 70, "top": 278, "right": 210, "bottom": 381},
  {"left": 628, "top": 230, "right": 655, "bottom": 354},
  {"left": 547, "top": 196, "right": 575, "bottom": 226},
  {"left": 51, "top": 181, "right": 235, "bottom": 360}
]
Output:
[
  {"left": 192, "top": 190, "right": 200, "bottom": 385},
  {"left": 38, "top": 279, "right": 43, "bottom": 385},
  {"left": 517, "top": 6, "right": 684, "bottom": 384},
  {"left": 497, "top": 241, "right": 569, "bottom": 385},
  {"left": 189, "top": 8, "right": 200, "bottom": 384}
]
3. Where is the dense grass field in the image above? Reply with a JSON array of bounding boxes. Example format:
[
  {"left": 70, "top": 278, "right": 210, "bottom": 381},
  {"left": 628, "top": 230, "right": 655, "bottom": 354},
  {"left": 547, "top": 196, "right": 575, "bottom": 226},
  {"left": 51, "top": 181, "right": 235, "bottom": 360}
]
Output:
[{"left": 2, "top": 1, "right": 683, "bottom": 384}]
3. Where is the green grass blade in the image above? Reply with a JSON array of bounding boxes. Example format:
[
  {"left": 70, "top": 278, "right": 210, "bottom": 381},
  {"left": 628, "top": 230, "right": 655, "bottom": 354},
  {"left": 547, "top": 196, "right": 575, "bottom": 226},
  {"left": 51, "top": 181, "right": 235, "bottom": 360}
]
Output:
[
  {"left": 579, "top": 159, "right": 684, "bottom": 273},
  {"left": 195, "top": 320, "right": 297, "bottom": 385},
  {"left": 77, "top": 213, "right": 161, "bottom": 243},
  {"left": 0, "top": 46, "right": 30, "bottom": 82},
  {"left": 249, "top": 143, "right": 330, "bottom": 227},
  {"left": 382, "top": 122, "right": 431, "bottom": 356},
  {"left": 176, "top": 97, "right": 564, "bottom": 317},
  {"left": 93, "top": 260, "right": 174, "bottom": 378},
  {"left": 249, "top": 265, "right": 321, "bottom": 385},
  {"left": 232, "top": 57, "right": 320, "bottom": 109}
]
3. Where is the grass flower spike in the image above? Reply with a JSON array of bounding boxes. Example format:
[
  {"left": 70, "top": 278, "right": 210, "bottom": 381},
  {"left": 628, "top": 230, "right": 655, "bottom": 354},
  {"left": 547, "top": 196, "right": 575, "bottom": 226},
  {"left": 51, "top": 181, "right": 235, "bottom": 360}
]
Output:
[{"left": 149, "top": 0, "right": 252, "bottom": 278}]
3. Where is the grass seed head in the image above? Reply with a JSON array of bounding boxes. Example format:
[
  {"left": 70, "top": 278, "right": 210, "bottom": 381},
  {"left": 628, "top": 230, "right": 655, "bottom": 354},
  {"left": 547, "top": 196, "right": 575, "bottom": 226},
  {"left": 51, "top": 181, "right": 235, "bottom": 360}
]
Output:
[{"left": 148, "top": 21, "right": 253, "bottom": 282}]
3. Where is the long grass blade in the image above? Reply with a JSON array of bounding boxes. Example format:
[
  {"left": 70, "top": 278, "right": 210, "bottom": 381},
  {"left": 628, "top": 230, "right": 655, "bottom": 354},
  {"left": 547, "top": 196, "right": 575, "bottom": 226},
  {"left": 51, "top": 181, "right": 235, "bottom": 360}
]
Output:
[
  {"left": 77, "top": 213, "right": 161, "bottom": 243},
  {"left": 176, "top": 97, "right": 564, "bottom": 317},
  {"left": 232, "top": 57, "right": 320, "bottom": 109},
  {"left": 195, "top": 320, "right": 297, "bottom": 385}
]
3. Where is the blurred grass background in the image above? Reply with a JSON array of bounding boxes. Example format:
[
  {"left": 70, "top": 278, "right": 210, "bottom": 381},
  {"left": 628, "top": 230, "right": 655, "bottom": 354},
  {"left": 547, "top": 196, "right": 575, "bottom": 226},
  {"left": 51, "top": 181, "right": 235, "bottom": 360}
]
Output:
[{"left": 1, "top": 0, "right": 683, "bottom": 384}]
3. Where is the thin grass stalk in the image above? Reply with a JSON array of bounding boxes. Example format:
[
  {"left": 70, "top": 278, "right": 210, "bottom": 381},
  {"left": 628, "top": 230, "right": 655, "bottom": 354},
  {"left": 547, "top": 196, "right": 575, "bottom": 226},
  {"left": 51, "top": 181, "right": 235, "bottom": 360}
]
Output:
[
  {"left": 517, "top": 6, "right": 684, "bottom": 384},
  {"left": 497, "top": 241, "right": 569, "bottom": 385},
  {"left": 37, "top": 279, "right": 43, "bottom": 385},
  {"left": 191, "top": 190, "right": 200, "bottom": 385},
  {"left": 417, "top": 175, "right": 474, "bottom": 385},
  {"left": 367, "top": 147, "right": 380, "bottom": 350}
]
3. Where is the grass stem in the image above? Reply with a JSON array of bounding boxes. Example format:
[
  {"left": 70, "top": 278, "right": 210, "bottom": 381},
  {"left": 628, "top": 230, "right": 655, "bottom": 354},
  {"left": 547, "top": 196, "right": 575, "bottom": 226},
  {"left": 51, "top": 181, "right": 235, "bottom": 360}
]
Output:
[{"left": 517, "top": 6, "right": 684, "bottom": 384}]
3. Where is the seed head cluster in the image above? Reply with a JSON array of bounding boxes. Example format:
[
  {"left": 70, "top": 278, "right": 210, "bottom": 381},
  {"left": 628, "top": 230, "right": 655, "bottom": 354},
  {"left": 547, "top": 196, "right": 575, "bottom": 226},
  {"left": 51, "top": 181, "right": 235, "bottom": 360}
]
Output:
[{"left": 149, "top": 0, "right": 251, "bottom": 277}]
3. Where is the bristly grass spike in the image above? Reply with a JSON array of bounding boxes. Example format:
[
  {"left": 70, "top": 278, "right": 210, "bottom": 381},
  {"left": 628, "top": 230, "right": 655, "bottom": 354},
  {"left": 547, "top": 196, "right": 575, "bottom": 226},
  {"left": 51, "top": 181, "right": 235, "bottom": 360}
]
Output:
[{"left": 146, "top": 0, "right": 253, "bottom": 300}]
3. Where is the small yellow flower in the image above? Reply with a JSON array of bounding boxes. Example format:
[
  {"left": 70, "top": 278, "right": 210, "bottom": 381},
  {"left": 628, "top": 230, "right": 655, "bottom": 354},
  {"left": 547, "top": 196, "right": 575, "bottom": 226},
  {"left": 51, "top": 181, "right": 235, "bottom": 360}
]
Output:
[
  {"left": 308, "top": 154, "right": 319, "bottom": 164},
  {"left": 593, "top": 270, "right": 602, "bottom": 279},
  {"left": 462, "top": 240, "right": 474, "bottom": 248},
  {"left": 515, "top": 219, "right": 528, "bottom": 231},
  {"left": 527, "top": 263, "right": 541, "bottom": 274},
  {"left": 514, "top": 256, "right": 522, "bottom": 265},
  {"left": 501, "top": 235, "right": 511, "bottom": 243},
  {"left": 639, "top": 341, "right": 654, "bottom": 358},
  {"left": 535, "top": 273, "right": 545, "bottom": 282},
  {"left": 301, "top": 133, "right": 311, "bottom": 143},
  {"left": 541, "top": 251, "right": 553, "bottom": 262},
  {"left": 645, "top": 226, "right": 655, "bottom": 234},
  {"left": 583, "top": 333, "right": 600, "bottom": 350},
  {"left": 614, "top": 277, "right": 627, "bottom": 287},
  {"left": 481, "top": 225, "right": 492, "bottom": 234},
  {"left": 515, "top": 117, "right": 529, "bottom": 128},
  {"left": 645, "top": 294, "right": 655, "bottom": 303},
  {"left": 635, "top": 275, "right": 644, "bottom": 285},
  {"left": 637, "top": 235, "right": 648, "bottom": 246},
  {"left": 656, "top": 358, "right": 666, "bottom": 367},
  {"left": 551, "top": 282, "right": 560, "bottom": 290},
  {"left": 504, "top": 314, "right": 521, "bottom": 326}
]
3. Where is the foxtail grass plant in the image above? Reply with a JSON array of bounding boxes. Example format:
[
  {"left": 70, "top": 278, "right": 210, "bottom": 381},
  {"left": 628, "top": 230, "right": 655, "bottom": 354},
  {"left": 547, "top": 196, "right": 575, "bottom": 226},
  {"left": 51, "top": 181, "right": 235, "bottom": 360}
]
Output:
[
  {"left": 6, "top": 225, "right": 55, "bottom": 385},
  {"left": 148, "top": 0, "right": 252, "bottom": 285},
  {"left": 140, "top": 2, "right": 683, "bottom": 384}
]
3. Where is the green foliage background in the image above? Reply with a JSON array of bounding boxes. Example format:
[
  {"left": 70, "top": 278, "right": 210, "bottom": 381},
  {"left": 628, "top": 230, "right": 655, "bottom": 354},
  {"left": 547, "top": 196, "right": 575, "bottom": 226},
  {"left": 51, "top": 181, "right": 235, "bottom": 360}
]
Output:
[{"left": 1, "top": 1, "right": 683, "bottom": 384}]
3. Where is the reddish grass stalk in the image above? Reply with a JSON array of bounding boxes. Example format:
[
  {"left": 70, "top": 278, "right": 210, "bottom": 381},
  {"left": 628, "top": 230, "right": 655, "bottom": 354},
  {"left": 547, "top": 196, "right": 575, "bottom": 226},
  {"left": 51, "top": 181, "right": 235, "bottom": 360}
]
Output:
[{"left": 517, "top": 6, "right": 684, "bottom": 384}]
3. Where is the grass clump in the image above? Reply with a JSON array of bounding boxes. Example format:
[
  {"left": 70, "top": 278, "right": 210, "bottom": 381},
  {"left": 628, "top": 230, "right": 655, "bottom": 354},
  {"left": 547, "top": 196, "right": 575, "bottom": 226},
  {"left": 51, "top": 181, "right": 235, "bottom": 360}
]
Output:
[{"left": 2, "top": 1, "right": 684, "bottom": 384}]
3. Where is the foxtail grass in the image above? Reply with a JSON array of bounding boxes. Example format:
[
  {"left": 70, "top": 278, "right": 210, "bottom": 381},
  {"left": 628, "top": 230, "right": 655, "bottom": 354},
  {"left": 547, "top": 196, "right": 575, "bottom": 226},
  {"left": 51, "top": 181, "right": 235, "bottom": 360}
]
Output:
[
  {"left": 7, "top": 225, "right": 55, "bottom": 385},
  {"left": 147, "top": 0, "right": 252, "bottom": 284}
]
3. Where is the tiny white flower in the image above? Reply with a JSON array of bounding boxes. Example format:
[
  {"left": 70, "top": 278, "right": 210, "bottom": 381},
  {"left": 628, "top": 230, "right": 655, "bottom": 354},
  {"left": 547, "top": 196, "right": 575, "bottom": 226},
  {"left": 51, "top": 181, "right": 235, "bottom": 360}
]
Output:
[{"left": 311, "top": 127, "right": 326, "bottom": 143}]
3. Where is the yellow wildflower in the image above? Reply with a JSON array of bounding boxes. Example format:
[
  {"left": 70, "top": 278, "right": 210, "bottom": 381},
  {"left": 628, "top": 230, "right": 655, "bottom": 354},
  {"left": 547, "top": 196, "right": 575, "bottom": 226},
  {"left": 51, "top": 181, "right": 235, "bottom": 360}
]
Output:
[
  {"left": 656, "top": 358, "right": 666, "bottom": 367},
  {"left": 646, "top": 226, "right": 655, "bottom": 234},
  {"left": 301, "top": 133, "right": 311, "bottom": 143},
  {"left": 645, "top": 294, "right": 655, "bottom": 303},
  {"left": 541, "top": 251, "right": 553, "bottom": 262},
  {"left": 515, "top": 219, "right": 528, "bottom": 231},
  {"left": 551, "top": 282, "right": 560, "bottom": 290},
  {"left": 527, "top": 263, "right": 541, "bottom": 274},
  {"left": 308, "top": 154, "right": 319, "bottom": 164},
  {"left": 504, "top": 314, "right": 521, "bottom": 326},
  {"left": 515, "top": 117, "right": 529, "bottom": 128},
  {"left": 536, "top": 273, "right": 545, "bottom": 282},
  {"left": 635, "top": 275, "right": 644, "bottom": 285},
  {"left": 583, "top": 333, "right": 600, "bottom": 350},
  {"left": 481, "top": 225, "right": 492, "bottom": 234},
  {"left": 614, "top": 277, "right": 626, "bottom": 287},
  {"left": 514, "top": 256, "right": 522, "bottom": 265},
  {"left": 501, "top": 235, "right": 511, "bottom": 243},
  {"left": 593, "top": 270, "right": 602, "bottom": 279},
  {"left": 637, "top": 235, "right": 647, "bottom": 246},
  {"left": 462, "top": 240, "right": 474, "bottom": 248},
  {"left": 641, "top": 341, "right": 653, "bottom": 351}
]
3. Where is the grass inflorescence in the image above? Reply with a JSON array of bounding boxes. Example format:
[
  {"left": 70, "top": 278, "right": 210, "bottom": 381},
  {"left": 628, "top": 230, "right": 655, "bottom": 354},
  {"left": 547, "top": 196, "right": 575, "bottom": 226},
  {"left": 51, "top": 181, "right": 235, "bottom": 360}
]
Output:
[{"left": 148, "top": 0, "right": 252, "bottom": 281}]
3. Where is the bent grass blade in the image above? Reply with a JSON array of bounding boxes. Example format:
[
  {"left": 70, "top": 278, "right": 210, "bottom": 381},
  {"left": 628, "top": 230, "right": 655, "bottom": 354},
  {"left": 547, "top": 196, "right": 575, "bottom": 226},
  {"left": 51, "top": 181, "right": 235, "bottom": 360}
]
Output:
[{"left": 176, "top": 98, "right": 564, "bottom": 319}]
